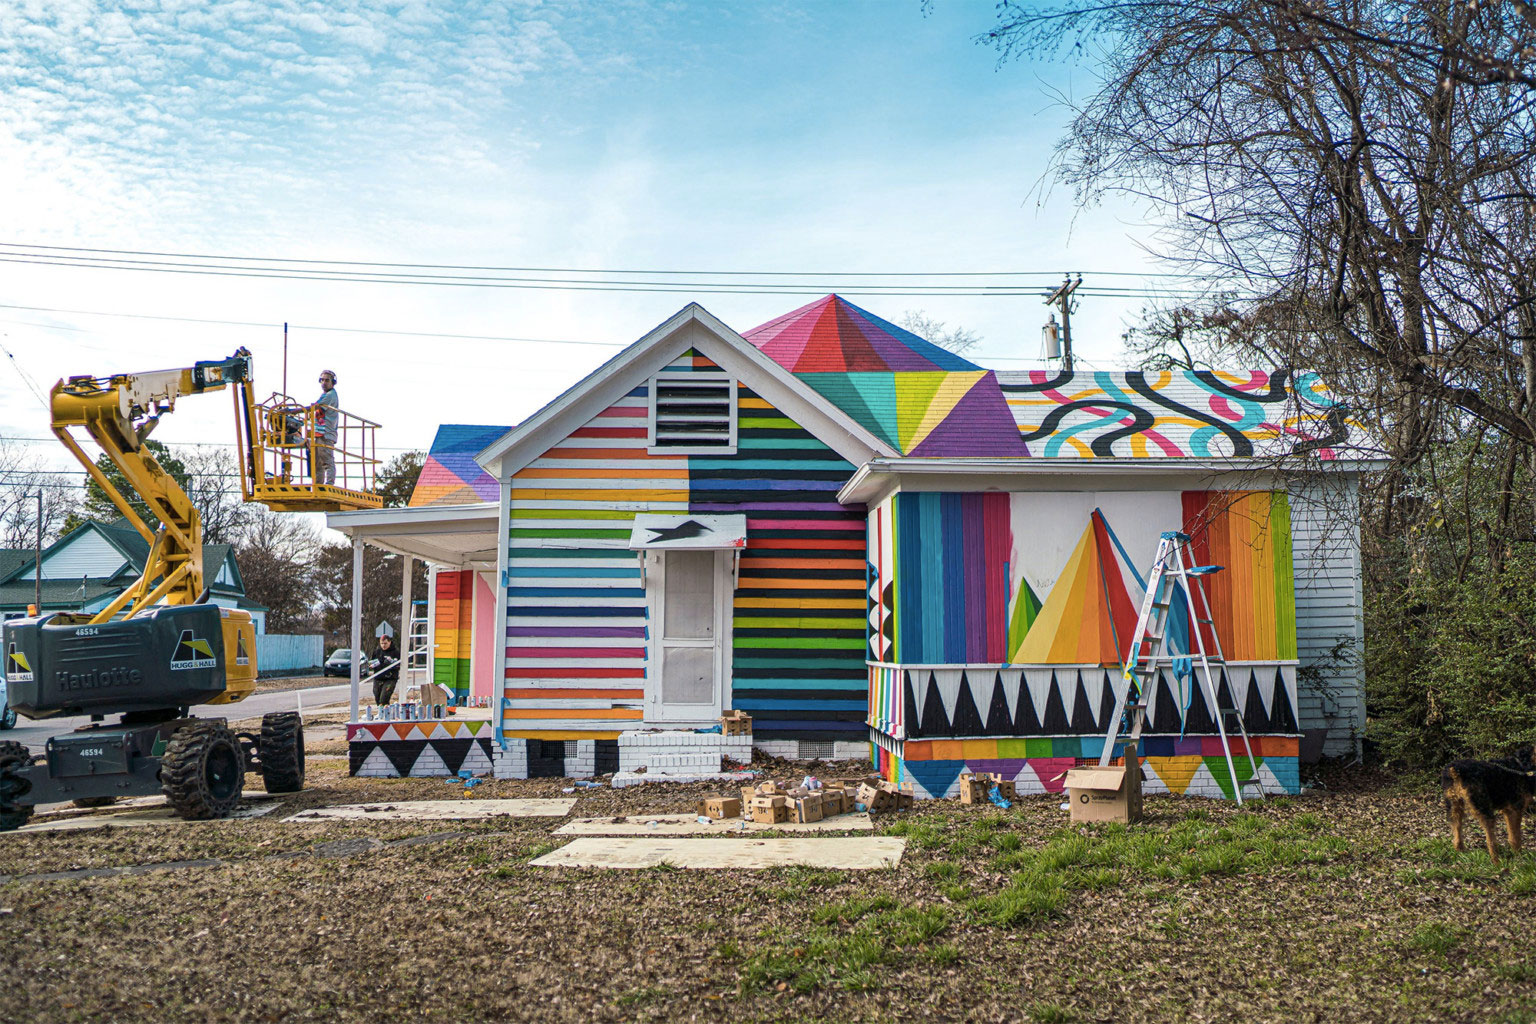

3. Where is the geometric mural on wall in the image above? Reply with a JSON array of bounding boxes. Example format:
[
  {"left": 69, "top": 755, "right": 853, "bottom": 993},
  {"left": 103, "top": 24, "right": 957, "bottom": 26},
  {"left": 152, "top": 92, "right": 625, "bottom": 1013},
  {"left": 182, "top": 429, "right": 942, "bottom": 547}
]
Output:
[
  {"left": 408, "top": 423, "right": 509, "bottom": 507},
  {"left": 871, "top": 663, "right": 1300, "bottom": 742}
]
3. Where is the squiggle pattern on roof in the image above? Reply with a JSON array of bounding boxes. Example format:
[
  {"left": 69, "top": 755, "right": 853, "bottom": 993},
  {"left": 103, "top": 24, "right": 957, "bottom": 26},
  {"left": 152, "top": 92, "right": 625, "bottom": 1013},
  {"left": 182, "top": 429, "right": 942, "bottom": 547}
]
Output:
[{"left": 998, "top": 369, "right": 1354, "bottom": 459}]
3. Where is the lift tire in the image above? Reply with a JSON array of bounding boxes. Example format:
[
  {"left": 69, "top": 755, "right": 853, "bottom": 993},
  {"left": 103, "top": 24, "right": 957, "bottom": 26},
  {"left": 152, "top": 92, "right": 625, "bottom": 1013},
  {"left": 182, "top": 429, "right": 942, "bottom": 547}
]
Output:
[
  {"left": 161, "top": 721, "right": 245, "bottom": 821},
  {"left": 72, "top": 796, "right": 116, "bottom": 808},
  {"left": 0, "top": 704, "right": 16, "bottom": 729},
  {"left": 0, "top": 740, "right": 33, "bottom": 832},
  {"left": 259, "top": 712, "right": 305, "bottom": 794}
]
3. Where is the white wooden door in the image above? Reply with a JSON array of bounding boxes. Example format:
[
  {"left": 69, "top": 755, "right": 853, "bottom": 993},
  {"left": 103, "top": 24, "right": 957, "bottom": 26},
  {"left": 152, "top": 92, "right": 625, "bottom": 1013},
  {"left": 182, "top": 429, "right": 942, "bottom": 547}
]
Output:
[{"left": 647, "top": 549, "right": 728, "bottom": 723}]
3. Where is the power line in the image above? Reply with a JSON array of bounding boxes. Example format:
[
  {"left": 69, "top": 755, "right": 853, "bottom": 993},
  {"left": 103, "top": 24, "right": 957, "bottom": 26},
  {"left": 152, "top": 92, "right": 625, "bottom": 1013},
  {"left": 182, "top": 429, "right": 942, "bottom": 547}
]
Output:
[
  {"left": 2, "top": 241, "right": 1210, "bottom": 280},
  {"left": 0, "top": 302, "right": 625, "bottom": 349},
  {"left": 0, "top": 436, "right": 427, "bottom": 453},
  {"left": 0, "top": 245, "right": 1230, "bottom": 297}
]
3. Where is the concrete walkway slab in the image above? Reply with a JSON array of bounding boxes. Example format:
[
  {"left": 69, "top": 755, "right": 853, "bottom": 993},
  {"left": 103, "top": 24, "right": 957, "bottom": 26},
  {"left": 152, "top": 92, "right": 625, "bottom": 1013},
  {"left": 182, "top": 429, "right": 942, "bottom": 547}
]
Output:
[
  {"left": 284, "top": 798, "right": 575, "bottom": 822},
  {"left": 32, "top": 791, "right": 282, "bottom": 818},
  {"left": 530, "top": 836, "right": 906, "bottom": 870},
  {"left": 555, "top": 812, "right": 873, "bottom": 837},
  {"left": 14, "top": 802, "right": 282, "bottom": 834}
]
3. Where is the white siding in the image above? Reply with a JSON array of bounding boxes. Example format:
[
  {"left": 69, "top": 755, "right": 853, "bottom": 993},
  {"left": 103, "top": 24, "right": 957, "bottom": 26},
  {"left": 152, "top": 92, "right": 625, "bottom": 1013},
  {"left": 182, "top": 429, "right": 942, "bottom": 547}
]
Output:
[
  {"left": 1289, "top": 475, "right": 1366, "bottom": 757},
  {"left": 22, "top": 529, "right": 126, "bottom": 580}
]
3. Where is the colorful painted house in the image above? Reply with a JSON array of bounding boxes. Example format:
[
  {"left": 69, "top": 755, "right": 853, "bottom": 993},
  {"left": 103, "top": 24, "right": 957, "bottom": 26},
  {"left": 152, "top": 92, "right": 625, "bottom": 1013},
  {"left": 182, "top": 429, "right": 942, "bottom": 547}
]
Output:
[{"left": 331, "top": 295, "right": 1372, "bottom": 796}]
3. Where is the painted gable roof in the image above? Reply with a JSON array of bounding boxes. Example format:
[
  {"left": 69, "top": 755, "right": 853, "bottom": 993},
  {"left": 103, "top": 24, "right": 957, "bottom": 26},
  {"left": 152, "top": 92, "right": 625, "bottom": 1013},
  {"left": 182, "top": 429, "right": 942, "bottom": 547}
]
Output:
[
  {"left": 410, "top": 424, "right": 509, "bottom": 507},
  {"left": 743, "top": 295, "right": 980, "bottom": 373},
  {"left": 743, "top": 297, "right": 1358, "bottom": 462},
  {"left": 476, "top": 303, "right": 898, "bottom": 480},
  {"left": 743, "top": 296, "right": 1027, "bottom": 457}
]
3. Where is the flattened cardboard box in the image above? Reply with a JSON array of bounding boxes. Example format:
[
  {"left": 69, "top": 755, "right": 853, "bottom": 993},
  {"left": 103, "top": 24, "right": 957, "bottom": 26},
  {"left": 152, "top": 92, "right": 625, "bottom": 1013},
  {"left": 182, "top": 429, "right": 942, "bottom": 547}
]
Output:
[{"left": 1064, "top": 759, "right": 1144, "bottom": 824}]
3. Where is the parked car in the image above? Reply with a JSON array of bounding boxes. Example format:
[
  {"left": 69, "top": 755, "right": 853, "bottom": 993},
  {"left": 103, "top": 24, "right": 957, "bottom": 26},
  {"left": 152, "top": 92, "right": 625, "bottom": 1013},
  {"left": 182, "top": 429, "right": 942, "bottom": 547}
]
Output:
[{"left": 323, "top": 648, "right": 369, "bottom": 677}]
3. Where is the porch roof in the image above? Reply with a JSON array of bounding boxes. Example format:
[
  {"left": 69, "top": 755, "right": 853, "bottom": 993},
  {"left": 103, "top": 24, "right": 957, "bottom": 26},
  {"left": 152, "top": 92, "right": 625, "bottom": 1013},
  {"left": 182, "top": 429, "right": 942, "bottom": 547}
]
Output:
[{"left": 324, "top": 502, "right": 499, "bottom": 571}]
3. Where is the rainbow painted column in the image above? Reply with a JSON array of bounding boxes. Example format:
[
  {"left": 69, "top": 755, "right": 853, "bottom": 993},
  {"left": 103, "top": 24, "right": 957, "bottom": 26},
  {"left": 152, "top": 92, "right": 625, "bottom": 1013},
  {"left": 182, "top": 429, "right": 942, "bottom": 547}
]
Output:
[{"left": 432, "top": 569, "right": 473, "bottom": 704}]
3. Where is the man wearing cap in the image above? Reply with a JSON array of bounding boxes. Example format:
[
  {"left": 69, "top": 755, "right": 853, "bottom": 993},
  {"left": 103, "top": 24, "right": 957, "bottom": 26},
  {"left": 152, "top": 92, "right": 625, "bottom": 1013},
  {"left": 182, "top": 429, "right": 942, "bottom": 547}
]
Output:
[{"left": 313, "top": 370, "right": 339, "bottom": 485}]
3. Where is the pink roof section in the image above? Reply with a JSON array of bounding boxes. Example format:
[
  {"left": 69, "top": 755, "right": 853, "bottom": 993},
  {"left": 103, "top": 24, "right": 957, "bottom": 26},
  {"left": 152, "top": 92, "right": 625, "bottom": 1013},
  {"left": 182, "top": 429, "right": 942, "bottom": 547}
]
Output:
[{"left": 743, "top": 295, "right": 981, "bottom": 373}]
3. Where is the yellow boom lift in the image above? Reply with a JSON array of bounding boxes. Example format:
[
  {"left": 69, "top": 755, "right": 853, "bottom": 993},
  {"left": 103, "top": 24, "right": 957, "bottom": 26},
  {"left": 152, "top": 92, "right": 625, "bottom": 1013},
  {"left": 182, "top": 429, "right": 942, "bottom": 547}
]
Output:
[{"left": 0, "top": 349, "right": 381, "bottom": 829}]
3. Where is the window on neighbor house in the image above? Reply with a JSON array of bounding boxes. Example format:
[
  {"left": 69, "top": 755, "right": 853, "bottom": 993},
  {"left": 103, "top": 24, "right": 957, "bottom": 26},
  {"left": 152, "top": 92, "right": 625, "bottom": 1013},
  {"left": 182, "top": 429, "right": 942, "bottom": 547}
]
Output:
[{"left": 647, "top": 373, "right": 737, "bottom": 453}]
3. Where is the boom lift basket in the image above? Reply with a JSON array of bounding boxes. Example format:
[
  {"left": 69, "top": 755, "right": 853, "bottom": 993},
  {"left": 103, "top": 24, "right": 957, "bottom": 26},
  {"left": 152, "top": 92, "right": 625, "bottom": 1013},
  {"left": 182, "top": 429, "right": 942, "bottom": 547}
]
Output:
[{"left": 238, "top": 390, "right": 383, "bottom": 512}]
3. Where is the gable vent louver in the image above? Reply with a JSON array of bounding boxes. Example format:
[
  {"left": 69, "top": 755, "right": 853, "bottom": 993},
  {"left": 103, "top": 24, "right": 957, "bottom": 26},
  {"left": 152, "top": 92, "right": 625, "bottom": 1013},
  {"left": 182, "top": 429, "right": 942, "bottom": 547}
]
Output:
[{"left": 649, "top": 373, "right": 736, "bottom": 451}]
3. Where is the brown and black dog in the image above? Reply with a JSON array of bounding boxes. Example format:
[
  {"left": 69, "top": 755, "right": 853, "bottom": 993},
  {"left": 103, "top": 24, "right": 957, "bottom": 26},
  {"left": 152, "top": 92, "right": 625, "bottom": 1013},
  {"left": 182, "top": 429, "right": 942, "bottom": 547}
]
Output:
[{"left": 1442, "top": 744, "right": 1536, "bottom": 864}]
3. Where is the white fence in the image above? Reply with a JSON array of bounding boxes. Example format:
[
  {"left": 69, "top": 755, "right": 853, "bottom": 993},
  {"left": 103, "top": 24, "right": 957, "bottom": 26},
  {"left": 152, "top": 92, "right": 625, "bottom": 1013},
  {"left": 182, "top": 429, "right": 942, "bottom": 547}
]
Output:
[{"left": 254, "top": 634, "right": 325, "bottom": 676}]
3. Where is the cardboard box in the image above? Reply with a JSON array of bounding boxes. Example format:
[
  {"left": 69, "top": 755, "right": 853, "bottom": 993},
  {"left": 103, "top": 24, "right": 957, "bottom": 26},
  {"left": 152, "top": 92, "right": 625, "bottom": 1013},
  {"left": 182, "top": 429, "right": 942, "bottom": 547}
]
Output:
[
  {"left": 792, "top": 792, "right": 824, "bottom": 823},
  {"left": 855, "top": 782, "right": 896, "bottom": 813},
  {"left": 419, "top": 683, "right": 449, "bottom": 706},
  {"left": 960, "top": 772, "right": 1016, "bottom": 804},
  {"left": 1064, "top": 759, "right": 1144, "bottom": 824},
  {"left": 720, "top": 709, "right": 753, "bottom": 736},
  {"left": 697, "top": 796, "right": 741, "bottom": 820},
  {"left": 749, "top": 795, "right": 788, "bottom": 825},
  {"left": 820, "top": 788, "right": 845, "bottom": 816}
]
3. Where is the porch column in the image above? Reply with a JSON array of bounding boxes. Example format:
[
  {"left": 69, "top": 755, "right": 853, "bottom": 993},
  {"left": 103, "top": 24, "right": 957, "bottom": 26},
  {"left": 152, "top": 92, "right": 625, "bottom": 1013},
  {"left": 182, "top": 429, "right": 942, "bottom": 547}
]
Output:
[
  {"left": 349, "top": 537, "right": 364, "bottom": 721},
  {"left": 399, "top": 553, "right": 414, "bottom": 683}
]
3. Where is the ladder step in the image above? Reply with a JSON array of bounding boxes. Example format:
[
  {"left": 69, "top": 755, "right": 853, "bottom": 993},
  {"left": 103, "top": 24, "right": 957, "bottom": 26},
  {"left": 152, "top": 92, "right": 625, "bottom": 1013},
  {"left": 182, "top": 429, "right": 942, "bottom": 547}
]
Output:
[{"left": 1195, "top": 617, "right": 1215, "bottom": 625}]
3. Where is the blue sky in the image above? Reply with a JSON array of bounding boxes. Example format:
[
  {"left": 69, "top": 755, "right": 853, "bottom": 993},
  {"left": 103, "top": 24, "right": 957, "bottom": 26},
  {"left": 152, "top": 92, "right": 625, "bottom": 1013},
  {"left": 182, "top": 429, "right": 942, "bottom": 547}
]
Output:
[{"left": 0, "top": 0, "right": 1175, "bottom": 470}]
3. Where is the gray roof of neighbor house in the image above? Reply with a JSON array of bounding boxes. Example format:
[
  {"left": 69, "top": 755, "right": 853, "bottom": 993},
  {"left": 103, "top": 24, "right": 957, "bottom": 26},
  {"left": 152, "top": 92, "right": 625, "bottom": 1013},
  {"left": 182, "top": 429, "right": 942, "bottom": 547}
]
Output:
[
  {"left": 0, "top": 550, "right": 30, "bottom": 583},
  {"left": 0, "top": 520, "right": 250, "bottom": 612}
]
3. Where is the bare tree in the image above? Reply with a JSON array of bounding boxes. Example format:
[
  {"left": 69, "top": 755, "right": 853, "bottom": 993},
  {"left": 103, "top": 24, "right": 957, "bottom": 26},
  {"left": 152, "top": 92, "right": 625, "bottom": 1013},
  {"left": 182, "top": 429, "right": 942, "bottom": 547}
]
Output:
[
  {"left": 233, "top": 508, "right": 323, "bottom": 634},
  {"left": 180, "top": 446, "right": 255, "bottom": 544},
  {"left": 0, "top": 439, "right": 78, "bottom": 549},
  {"left": 987, "top": 0, "right": 1536, "bottom": 527},
  {"left": 899, "top": 311, "right": 982, "bottom": 354}
]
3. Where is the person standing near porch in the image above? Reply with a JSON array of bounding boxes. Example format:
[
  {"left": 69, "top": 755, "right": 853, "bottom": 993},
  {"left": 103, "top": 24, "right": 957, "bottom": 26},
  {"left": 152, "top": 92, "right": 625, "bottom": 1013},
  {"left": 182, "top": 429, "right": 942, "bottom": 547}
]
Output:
[
  {"left": 312, "top": 369, "right": 339, "bottom": 485},
  {"left": 370, "top": 633, "right": 401, "bottom": 706}
]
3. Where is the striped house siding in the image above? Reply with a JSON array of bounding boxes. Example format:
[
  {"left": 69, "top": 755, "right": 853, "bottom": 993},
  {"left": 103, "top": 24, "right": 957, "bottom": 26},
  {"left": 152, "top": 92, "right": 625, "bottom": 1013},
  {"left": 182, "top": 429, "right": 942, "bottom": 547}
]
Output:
[
  {"left": 725, "top": 386, "right": 867, "bottom": 742},
  {"left": 502, "top": 349, "right": 867, "bottom": 741}
]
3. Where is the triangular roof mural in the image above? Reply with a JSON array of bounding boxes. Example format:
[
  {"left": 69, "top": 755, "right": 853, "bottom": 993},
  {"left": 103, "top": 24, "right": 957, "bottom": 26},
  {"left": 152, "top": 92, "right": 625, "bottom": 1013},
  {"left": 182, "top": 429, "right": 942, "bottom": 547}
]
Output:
[
  {"left": 1012, "top": 509, "right": 1141, "bottom": 665},
  {"left": 743, "top": 295, "right": 981, "bottom": 373},
  {"left": 409, "top": 425, "right": 509, "bottom": 507},
  {"left": 745, "top": 296, "right": 1028, "bottom": 457}
]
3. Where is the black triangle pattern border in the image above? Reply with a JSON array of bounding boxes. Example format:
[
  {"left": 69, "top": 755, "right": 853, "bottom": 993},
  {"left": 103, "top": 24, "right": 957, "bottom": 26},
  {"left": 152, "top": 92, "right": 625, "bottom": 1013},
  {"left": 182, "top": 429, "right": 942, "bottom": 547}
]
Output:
[
  {"left": 898, "top": 664, "right": 1300, "bottom": 739},
  {"left": 349, "top": 738, "right": 495, "bottom": 777}
]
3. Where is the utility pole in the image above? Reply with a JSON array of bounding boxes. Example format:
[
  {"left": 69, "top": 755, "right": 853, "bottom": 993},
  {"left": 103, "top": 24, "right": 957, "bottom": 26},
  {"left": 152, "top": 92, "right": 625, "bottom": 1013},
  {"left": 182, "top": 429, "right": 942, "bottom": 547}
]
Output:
[
  {"left": 1044, "top": 274, "right": 1083, "bottom": 373},
  {"left": 33, "top": 491, "right": 42, "bottom": 614}
]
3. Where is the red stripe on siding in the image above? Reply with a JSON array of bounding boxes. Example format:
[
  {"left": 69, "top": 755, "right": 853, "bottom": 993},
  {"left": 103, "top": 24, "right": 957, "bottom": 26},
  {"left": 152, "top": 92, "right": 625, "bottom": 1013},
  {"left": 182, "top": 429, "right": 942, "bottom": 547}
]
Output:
[
  {"left": 504, "top": 666, "right": 645, "bottom": 679},
  {"left": 505, "top": 647, "right": 645, "bottom": 659},
  {"left": 571, "top": 426, "right": 647, "bottom": 438}
]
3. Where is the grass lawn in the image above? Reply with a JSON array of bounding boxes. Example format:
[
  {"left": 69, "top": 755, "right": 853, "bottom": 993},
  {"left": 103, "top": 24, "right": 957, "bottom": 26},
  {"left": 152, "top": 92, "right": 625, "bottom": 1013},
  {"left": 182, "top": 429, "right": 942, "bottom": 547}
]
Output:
[{"left": 0, "top": 761, "right": 1532, "bottom": 1023}]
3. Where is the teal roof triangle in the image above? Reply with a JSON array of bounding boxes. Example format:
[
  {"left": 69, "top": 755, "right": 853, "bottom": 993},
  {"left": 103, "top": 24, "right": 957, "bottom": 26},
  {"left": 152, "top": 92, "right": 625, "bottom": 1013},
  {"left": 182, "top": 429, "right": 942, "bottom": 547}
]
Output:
[{"left": 799, "top": 373, "right": 899, "bottom": 448}]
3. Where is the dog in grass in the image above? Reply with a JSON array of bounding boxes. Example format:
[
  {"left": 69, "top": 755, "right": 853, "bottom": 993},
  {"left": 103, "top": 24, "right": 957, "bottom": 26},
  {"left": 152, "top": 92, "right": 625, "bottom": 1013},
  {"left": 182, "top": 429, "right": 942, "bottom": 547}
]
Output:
[{"left": 1441, "top": 744, "right": 1536, "bottom": 864}]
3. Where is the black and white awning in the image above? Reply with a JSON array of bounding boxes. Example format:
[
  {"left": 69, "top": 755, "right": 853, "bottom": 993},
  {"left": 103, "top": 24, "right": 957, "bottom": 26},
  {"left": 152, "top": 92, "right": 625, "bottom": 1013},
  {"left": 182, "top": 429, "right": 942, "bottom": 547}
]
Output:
[{"left": 628, "top": 513, "right": 747, "bottom": 550}]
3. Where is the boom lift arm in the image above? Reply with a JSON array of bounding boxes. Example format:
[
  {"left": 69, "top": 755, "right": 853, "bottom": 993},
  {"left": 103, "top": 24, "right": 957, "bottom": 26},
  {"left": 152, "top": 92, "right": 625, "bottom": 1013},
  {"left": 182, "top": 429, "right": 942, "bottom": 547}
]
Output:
[{"left": 51, "top": 352, "right": 256, "bottom": 626}]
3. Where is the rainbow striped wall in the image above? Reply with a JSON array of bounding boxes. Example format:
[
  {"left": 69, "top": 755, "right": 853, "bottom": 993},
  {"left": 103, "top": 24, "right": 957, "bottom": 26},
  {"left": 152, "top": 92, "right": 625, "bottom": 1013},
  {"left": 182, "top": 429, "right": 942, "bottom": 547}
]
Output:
[
  {"left": 1184, "top": 491, "right": 1297, "bottom": 661},
  {"left": 433, "top": 569, "right": 472, "bottom": 704},
  {"left": 503, "top": 349, "right": 868, "bottom": 742},
  {"left": 888, "top": 492, "right": 1012, "bottom": 663}
]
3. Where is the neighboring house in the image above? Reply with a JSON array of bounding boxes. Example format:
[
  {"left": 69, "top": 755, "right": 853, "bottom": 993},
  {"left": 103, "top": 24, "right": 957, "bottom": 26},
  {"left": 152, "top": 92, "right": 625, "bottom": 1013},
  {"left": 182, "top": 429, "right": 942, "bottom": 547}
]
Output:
[
  {"left": 0, "top": 519, "right": 266, "bottom": 631},
  {"left": 330, "top": 295, "right": 1376, "bottom": 796}
]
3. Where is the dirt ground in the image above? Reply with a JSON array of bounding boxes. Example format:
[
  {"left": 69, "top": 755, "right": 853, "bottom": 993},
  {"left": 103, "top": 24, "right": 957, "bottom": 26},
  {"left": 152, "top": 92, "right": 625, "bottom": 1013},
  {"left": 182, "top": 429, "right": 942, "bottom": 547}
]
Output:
[
  {"left": 1, "top": 748, "right": 1532, "bottom": 1024},
  {"left": 251, "top": 673, "right": 336, "bottom": 694}
]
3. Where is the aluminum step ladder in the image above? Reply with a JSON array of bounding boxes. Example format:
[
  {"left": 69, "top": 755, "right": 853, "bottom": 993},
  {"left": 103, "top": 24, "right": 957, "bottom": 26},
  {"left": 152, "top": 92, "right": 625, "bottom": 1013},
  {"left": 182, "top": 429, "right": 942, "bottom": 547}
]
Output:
[
  {"left": 404, "top": 600, "right": 431, "bottom": 692},
  {"left": 1097, "top": 531, "right": 1263, "bottom": 804}
]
